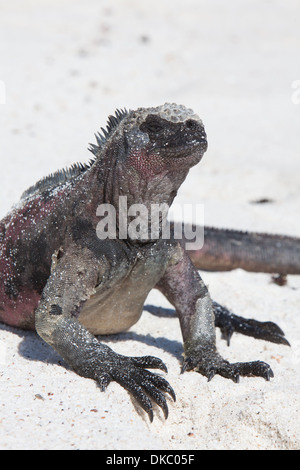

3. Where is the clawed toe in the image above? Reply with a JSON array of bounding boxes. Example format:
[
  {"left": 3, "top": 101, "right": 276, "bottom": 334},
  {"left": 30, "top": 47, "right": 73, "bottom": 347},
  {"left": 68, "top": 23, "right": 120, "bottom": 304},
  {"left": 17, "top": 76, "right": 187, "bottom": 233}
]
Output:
[
  {"left": 98, "top": 354, "right": 175, "bottom": 422},
  {"left": 205, "top": 360, "right": 273, "bottom": 383},
  {"left": 183, "top": 343, "right": 275, "bottom": 385},
  {"left": 127, "top": 371, "right": 176, "bottom": 421},
  {"left": 131, "top": 355, "right": 168, "bottom": 372},
  {"left": 213, "top": 302, "right": 290, "bottom": 346},
  {"left": 245, "top": 320, "right": 290, "bottom": 346}
]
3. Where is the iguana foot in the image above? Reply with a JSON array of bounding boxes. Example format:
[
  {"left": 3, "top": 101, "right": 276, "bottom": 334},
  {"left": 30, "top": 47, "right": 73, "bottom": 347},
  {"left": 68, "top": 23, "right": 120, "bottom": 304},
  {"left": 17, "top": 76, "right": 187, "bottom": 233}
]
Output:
[
  {"left": 213, "top": 301, "right": 290, "bottom": 346},
  {"left": 182, "top": 344, "right": 274, "bottom": 383},
  {"left": 79, "top": 349, "right": 176, "bottom": 422}
]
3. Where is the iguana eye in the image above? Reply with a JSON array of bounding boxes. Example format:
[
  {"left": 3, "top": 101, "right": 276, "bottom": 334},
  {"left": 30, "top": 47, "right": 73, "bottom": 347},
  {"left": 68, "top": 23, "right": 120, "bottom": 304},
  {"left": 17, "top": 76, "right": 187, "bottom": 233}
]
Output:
[{"left": 140, "top": 116, "right": 164, "bottom": 134}]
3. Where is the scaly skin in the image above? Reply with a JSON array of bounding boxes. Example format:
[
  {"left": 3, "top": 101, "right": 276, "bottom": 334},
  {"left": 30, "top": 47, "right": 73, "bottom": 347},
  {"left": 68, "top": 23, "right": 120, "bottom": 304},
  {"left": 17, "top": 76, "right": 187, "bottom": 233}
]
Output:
[
  {"left": 0, "top": 103, "right": 291, "bottom": 421},
  {"left": 180, "top": 225, "right": 300, "bottom": 274}
]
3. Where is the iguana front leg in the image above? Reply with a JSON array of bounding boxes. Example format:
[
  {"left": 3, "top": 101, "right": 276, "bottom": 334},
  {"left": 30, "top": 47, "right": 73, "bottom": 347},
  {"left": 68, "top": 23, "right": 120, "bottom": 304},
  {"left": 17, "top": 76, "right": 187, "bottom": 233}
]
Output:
[
  {"left": 157, "top": 247, "right": 274, "bottom": 382},
  {"left": 35, "top": 244, "right": 175, "bottom": 421}
]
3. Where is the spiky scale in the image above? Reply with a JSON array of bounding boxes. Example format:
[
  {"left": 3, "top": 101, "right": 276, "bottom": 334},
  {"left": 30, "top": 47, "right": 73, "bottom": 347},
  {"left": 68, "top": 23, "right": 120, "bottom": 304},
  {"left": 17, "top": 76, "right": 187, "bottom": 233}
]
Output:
[{"left": 88, "top": 143, "right": 99, "bottom": 156}]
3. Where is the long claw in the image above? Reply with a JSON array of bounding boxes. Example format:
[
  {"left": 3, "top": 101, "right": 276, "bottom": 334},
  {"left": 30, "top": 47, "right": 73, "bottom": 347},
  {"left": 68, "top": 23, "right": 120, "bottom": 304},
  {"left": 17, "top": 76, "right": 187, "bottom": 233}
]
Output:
[
  {"left": 141, "top": 381, "right": 169, "bottom": 419},
  {"left": 233, "top": 373, "right": 240, "bottom": 383},
  {"left": 148, "top": 409, "right": 154, "bottom": 423},
  {"left": 181, "top": 357, "right": 193, "bottom": 374},
  {"left": 97, "top": 353, "right": 175, "bottom": 421},
  {"left": 149, "top": 373, "right": 176, "bottom": 402},
  {"left": 207, "top": 368, "right": 216, "bottom": 382},
  {"left": 113, "top": 371, "right": 155, "bottom": 419}
]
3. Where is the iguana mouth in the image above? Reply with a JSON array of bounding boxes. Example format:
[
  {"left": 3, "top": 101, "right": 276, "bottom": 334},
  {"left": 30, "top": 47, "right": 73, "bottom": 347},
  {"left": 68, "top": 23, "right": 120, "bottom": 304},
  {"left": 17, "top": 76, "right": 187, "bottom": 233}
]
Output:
[{"left": 158, "top": 139, "right": 208, "bottom": 159}]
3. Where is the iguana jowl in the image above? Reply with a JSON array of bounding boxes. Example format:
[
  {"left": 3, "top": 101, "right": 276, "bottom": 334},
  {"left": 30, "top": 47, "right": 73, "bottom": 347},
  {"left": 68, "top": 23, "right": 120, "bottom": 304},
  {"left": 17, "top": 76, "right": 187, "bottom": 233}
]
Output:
[{"left": 0, "top": 103, "right": 294, "bottom": 421}]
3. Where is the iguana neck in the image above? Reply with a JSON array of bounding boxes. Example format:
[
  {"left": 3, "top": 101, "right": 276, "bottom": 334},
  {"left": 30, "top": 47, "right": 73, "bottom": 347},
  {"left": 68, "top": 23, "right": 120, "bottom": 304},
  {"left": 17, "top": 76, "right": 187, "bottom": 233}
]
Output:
[
  {"left": 73, "top": 146, "right": 190, "bottom": 243},
  {"left": 107, "top": 163, "right": 185, "bottom": 207},
  {"left": 78, "top": 148, "right": 190, "bottom": 219}
]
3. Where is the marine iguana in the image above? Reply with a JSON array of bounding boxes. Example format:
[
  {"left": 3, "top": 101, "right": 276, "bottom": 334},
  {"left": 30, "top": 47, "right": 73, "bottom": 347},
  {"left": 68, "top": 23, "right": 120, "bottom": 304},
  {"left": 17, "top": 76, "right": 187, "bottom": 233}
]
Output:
[{"left": 0, "top": 103, "right": 296, "bottom": 421}]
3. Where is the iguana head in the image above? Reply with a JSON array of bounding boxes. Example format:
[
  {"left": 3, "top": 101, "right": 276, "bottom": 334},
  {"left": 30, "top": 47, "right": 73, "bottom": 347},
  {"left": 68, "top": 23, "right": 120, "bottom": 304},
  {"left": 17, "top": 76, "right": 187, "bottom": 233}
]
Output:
[
  {"left": 87, "top": 103, "right": 208, "bottom": 229},
  {"left": 89, "top": 103, "right": 207, "bottom": 179}
]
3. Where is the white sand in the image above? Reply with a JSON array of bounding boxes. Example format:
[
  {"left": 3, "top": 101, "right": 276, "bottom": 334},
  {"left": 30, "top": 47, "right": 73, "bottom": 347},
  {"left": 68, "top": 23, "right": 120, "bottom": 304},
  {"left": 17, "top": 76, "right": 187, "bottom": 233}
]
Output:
[{"left": 0, "top": 0, "right": 299, "bottom": 450}]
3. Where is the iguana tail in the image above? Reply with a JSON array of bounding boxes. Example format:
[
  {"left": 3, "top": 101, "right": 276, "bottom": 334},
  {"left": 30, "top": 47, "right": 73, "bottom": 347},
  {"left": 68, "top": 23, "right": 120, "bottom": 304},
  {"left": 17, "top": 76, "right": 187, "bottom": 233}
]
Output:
[{"left": 177, "top": 224, "right": 300, "bottom": 274}]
